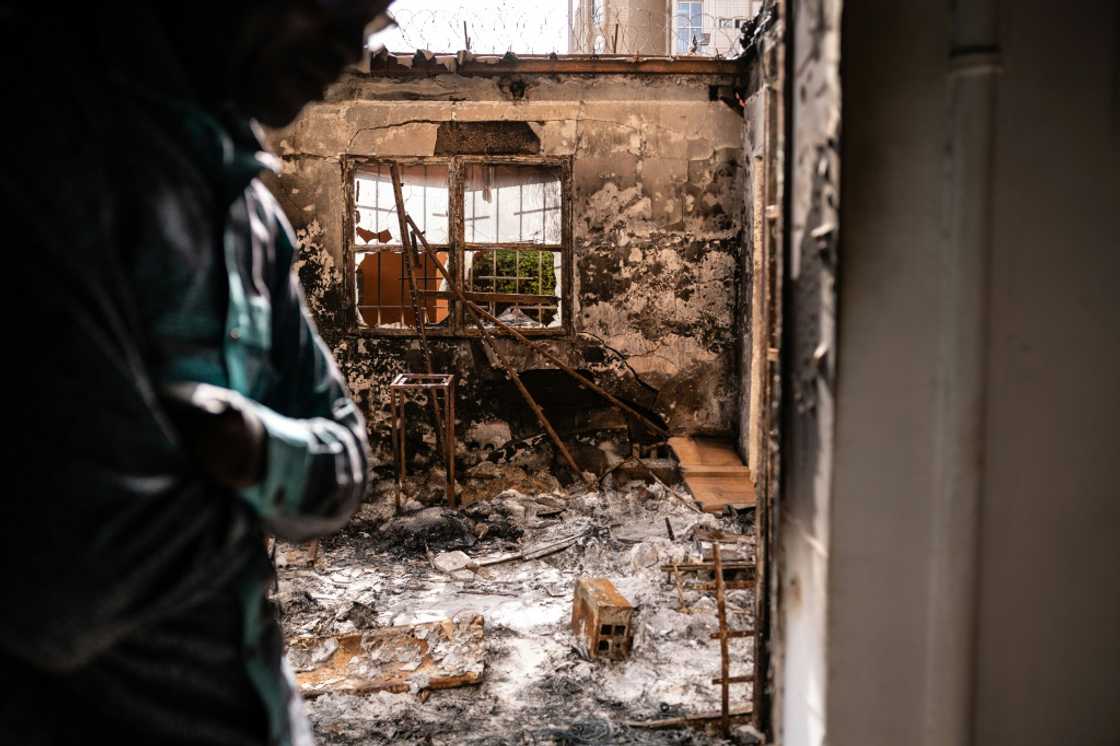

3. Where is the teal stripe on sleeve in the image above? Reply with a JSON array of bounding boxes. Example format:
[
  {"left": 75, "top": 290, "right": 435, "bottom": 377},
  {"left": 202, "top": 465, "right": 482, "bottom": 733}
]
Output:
[{"left": 239, "top": 403, "right": 313, "bottom": 517}]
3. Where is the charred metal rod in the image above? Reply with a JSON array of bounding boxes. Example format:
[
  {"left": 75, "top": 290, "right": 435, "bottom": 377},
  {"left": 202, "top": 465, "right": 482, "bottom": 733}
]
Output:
[
  {"left": 463, "top": 305, "right": 668, "bottom": 435},
  {"left": 411, "top": 229, "right": 457, "bottom": 507},
  {"left": 389, "top": 167, "right": 434, "bottom": 371},
  {"left": 709, "top": 629, "right": 755, "bottom": 640},
  {"left": 671, "top": 560, "right": 691, "bottom": 614},
  {"left": 394, "top": 390, "right": 404, "bottom": 513},
  {"left": 389, "top": 165, "right": 448, "bottom": 472},
  {"left": 405, "top": 214, "right": 669, "bottom": 438},
  {"left": 474, "top": 528, "right": 590, "bottom": 567}
]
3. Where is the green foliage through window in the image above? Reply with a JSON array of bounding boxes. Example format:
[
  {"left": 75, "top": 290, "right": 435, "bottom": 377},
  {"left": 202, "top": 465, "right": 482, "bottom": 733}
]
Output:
[{"left": 470, "top": 249, "right": 558, "bottom": 296}]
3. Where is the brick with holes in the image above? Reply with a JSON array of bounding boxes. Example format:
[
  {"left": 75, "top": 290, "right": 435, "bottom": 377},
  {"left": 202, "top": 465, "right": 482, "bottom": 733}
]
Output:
[{"left": 570, "top": 577, "right": 635, "bottom": 660}]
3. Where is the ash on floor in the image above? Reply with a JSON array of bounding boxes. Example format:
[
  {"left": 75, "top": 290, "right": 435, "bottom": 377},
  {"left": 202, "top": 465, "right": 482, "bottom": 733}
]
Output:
[{"left": 274, "top": 477, "right": 758, "bottom": 746}]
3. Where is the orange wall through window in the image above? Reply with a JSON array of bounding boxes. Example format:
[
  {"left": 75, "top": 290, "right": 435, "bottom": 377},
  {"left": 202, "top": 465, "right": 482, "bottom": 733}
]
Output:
[{"left": 357, "top": 250, "right": 450, "bottom": 327}]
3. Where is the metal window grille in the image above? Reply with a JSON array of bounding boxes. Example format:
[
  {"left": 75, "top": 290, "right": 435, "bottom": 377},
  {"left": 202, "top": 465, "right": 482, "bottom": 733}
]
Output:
[{"left": 347, "top": 157, "right": 571, "bottom": 336}]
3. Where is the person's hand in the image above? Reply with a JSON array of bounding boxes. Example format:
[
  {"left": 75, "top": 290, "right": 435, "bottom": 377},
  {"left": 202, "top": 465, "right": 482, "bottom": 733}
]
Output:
[{"left": 160, "top": 383, "right": 266, "bottom": 489}]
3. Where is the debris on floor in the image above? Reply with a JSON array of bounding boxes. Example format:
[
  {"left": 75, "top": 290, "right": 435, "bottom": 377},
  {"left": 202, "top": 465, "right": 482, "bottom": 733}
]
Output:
[
  {"left": 290, "top": 614, "right": 486, "bottom": 698},
  {"left": 274, "top": 476, "right": 757, "bottom": 745}
]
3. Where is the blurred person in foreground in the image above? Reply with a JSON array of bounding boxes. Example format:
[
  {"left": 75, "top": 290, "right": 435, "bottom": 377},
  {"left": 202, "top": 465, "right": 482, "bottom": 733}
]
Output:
[{"left": 0, "top": 2, "right": 393, "bottom": 743}]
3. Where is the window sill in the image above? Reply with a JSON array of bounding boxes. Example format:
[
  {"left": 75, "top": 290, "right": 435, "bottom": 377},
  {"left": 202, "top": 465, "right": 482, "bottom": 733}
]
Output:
[{"left": 351, "top": 325, "right": 572, "bottom": 340}]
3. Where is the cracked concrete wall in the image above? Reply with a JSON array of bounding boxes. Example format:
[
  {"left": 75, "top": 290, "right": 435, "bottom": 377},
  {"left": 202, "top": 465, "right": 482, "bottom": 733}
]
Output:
[{"left": 264, "top": 70, "right": 745, "bottom": 476}]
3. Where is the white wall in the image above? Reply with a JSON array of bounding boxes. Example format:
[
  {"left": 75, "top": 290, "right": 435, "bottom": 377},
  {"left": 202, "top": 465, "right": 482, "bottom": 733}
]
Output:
[
  {"left": 779, "top": 1, "right": 1120, "bottom": 744},
  {"left": 974, "top": 4, "right": 1120, "bottom": 742}
]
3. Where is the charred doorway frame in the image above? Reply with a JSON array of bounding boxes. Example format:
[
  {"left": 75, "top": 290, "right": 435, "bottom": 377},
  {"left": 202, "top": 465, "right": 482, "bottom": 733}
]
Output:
[{"left": 743, "top": 6, "right": 787, "bottom": 740}]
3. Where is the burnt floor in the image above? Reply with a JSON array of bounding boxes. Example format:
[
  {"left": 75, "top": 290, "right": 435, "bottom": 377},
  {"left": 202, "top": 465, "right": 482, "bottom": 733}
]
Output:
[{"left": 273, "top": 478, "right": 758, "bottom": 745}]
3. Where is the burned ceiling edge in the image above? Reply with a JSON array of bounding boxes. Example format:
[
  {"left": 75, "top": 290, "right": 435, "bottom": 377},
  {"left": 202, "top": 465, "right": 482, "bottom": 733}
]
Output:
[{"left": 354, "top": 49, "right": 750, "bottom": 79}]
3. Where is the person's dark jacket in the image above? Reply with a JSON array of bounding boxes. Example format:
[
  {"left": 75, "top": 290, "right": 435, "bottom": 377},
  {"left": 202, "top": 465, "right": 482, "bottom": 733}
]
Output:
[{"left": 0, "top": 8, "right": 369, "bottom": 745}]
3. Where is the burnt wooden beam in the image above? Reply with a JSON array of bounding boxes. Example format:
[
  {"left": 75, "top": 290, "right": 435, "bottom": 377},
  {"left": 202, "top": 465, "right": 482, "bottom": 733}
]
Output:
[{"left": 369, "top": 52, "right": 745, "bottom": 78}]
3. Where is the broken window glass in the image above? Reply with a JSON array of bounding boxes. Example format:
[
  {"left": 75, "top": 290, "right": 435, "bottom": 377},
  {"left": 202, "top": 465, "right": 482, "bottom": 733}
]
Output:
[
  {"left": 354, "top": 163, "right": 449, "bottom": 247},
  {"left": 464, "top": 248, "right": 562, "bottom": 329},
  {"left": 353, "top": 163, "right": 451, "bottom": 330},
  {"left": 354, "top": 249, "right": 451, "bottom": 330}
]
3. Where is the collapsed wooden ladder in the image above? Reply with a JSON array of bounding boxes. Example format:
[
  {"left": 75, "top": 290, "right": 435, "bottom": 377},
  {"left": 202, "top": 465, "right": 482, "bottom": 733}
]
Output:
[
  {"left": 386, "top": 167, "right": 669, "bottom": 491},
  {"left": 387, "top": 164, "right": 451, "bottom": 507},
  {"left": 711, "top": 543, "right": 755, "bottom": 738},
  {"left": 662, "top": 535, "right": 756, "bottom": 737}
]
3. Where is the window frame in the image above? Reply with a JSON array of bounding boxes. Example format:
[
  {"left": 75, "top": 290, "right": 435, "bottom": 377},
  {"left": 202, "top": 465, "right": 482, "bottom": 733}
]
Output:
[{"left": 342, "top": 154, "right": 574, "bottom": 339}]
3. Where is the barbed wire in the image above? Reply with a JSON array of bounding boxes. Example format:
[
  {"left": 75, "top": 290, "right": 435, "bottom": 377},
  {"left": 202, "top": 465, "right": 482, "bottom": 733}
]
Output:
[
  {"left": 568, "top": 7, "right": 748, "bottom": 57},
  {"left": 374, "top": 1, "right": 757, "bottom": 58}
]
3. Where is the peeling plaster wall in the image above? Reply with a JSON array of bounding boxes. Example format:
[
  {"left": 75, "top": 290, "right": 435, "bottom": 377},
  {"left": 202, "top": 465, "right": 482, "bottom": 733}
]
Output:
[{"left": 265, "top": 70, "right": 745, "bottom": 474}]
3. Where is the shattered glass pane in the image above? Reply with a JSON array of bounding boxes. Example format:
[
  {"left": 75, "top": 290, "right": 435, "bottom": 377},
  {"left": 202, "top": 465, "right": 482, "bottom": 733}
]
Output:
[
  {"left": 354, "top": 249, "right": 450, "bottom": 330},
  {"left": 354, "top": 163, "right": 449, "bottom": 247}
]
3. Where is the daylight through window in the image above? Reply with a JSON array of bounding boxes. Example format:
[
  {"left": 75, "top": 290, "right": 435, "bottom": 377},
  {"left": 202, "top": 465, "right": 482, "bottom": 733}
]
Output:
[{"left": 348, "top": 158, "right": 569, "bottom": 335}]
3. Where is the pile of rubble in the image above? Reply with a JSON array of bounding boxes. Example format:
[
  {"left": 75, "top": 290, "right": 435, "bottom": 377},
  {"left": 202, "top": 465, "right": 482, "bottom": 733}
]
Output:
[{"left": 274, "top": 476, "right": 758, "bottom": 745}]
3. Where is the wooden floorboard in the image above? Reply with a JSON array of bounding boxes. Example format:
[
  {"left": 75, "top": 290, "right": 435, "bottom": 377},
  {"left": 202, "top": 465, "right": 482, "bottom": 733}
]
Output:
[{"left": 668, "top": 437, "right": 756, "bottom": 512}]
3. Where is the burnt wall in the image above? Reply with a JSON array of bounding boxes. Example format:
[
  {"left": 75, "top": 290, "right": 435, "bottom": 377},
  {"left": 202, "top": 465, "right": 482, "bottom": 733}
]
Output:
[
  {"left": 266, "top": 68, "right": 745, "bottom": 483},
  {"left": 774, "top": 0, "right": 841, "bottom": 743}
]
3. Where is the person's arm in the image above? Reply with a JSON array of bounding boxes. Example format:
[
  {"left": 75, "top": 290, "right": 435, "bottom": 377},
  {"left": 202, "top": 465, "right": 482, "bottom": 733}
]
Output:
[
  {"left": 235, "top": 191, "right": 370, "bottom": 542},
  {"left": 154, "top": 190, "right": 369, "bottom": 542}
]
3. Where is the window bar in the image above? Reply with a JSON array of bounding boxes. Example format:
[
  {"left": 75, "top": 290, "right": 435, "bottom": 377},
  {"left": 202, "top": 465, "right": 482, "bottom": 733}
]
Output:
[
  {"left": 540, "top": 182, "right": 547, "bottom": 241},
  {"left": 400, "top": 173, "right": 406, "bottom": 327},
  {"left": 376, "top": 250, "right": 384, "bottom": 328},
  {"left": 373, "top": 166, "right": 381, "bottom": 236},
  {"left": 516, "top": 184, "right": 523, "bottom": 321},
  {"left": 492, "top": 177, "right": 498, "bottom": 317},
  {"left": 490, "top": 248, "right": 497, "bottom": 319}
]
